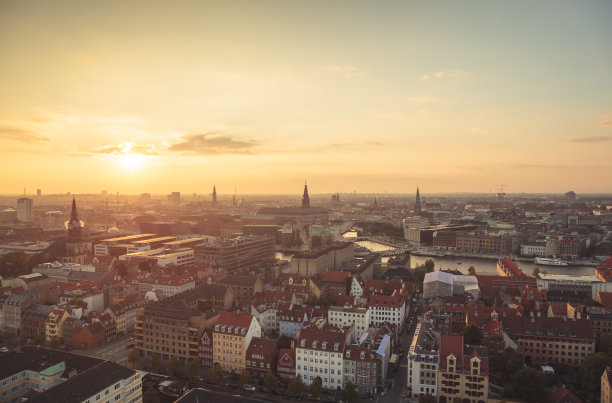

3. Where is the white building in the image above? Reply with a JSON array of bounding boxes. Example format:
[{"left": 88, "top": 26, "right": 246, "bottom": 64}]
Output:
[
  {"left": 423, "top": 271, "right": 454, "bottom": 299},
  {"left": 521, "top": 243, "right": 547, "bottom": 257},
  {"left": 138, "top": 273, "right": 195, "bottom": 298},
  {"left": 407, "top": 321, "right": 439, "bottom": 398},
  {"left": 296, "top": 324, "right": 349, "bottom": 390},
  {"left": 328, "top": 305, "right": 370, "bottom": 339},
  {"left": 368, "top": 290, "right": 407, "bottom": 331},
  {"left": 349, "top": 276, "right": 365, "bottom": 304}
]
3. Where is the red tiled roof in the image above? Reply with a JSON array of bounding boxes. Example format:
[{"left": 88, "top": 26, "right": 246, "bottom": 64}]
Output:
[
  {"left": 318, "top": 270, "right": 351, "bottom": 283},
  {"left": 597, "top": 292, "right": 612, "bottom": 312},
  {"left": 548, "top": 302, "right": 568, "bottom": 315},
  {"left": 216, "top": 311, "right": 255, "bottom": 331},
  {"left": 297, "top": 323, "right": 346, "bottom": 352},
  {"left": 596, "top": 257, "right": 612, "bottom": 282},
  {"left": 548, "top": 386, "right": 581, "bottom": 403}
]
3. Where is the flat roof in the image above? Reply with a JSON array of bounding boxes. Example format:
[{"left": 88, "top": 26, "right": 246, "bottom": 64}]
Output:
[
  {"left": 163, "top": 238, "right": 207, "bottom": 246},
  {"left": 101, "top": 233, "right": 157, "bottom": 243},
  {"left": 131, "top": 236, "right": 177, "bottom": 244},
  {"left": 539, "top": 273, "right": 601, "bottom": 283}
]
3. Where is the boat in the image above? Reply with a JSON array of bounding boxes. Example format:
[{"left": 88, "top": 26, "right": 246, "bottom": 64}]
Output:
[{"left": 534, "top": 257, "right": 569, "bottom": 267}]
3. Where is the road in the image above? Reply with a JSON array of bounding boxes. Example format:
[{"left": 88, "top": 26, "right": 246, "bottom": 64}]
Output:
[{"left": 73, "top": 332, "right": 133, "bottom": 366}]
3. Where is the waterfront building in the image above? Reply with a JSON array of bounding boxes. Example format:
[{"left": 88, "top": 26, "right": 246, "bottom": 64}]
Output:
[
  {"left": 596, "top": 257, "right": 612, "bottom": 282},
  {"left": 423, "top": 271, "right": 454, "bottom": 299},
  {"left": 437, "top": 335, "right": 489, "bottom": 403},
  {"left": 290, "top": 242, "right": 354, "bottom": 276},
  {"left": 455, "top": 233, "right": 513, "bottom": 255},
  {"left": 496, "top": 257, "right": 528, "bottom": 280}
]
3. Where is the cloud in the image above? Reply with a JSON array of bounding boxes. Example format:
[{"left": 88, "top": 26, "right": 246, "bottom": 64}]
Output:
[
  {"left": 598, "top": 120, "right": 612, "bottom": 128},
  {"left": 471, "top": 127, "right": 493, "bottom": 136},
  {"left": 363, "top": 141, "right": 382, "bottom": 147},
  {"left": 565, "top": 135, "right": 612, "bottom": 144},
  {"left": 168, "top": 132, "right": 258, "bottom": 155},
  {"left": 419, "top": 70, "right": 463, "bottom": 81},
  {"left": 0, "top": 126, "right": 51, "bottom": 143},
  {"left": 92, "top": 142, "right": 160, "bottom": 156},
  {"left": 327, "top": 141, "right": 383, "bottom": 148},
  {"left": 376, "top": 109, "right": 449, "bottom": 121},
  {"left": 324, "top": 65, "right": 367, "bottom": 79}
]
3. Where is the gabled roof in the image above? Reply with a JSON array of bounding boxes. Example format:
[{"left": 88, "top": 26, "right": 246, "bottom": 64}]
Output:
[
  {"left": 317, "top": 270, "right": 351, "bottom": 284},
  {"left": 548, "top": 386, "right": 581, "bottom": 403},
  {"left": 215, "top": 311, "right": 255, "bottom": 332}
]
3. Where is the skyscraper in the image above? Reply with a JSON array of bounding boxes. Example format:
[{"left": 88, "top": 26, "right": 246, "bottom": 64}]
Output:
[
  {"left": 301, "top": 182, "right": 310, "bottom": 208},
  {"left": 16, "top": 198, "right": 33, "bottom": 222}
]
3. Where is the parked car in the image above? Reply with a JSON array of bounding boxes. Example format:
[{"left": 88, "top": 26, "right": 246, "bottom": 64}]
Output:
[{"left": 243, "top": 385, "right": 256, "bottom": 392}]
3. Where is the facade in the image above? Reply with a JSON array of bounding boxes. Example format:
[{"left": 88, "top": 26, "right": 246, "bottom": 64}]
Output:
[
  {"left": 2, "top": 294, "right": 33, "bottom": 335},
  {"left": 73, "top": 322, "right": 106, "bottom": 349},
  {"left": 21, "top": 304, "right": 54, "bottom": 338},
  {"left": 194, "top": 236, "right": 275, "bottom": 274},
  {"left": 250, "top": 291, "right": 294, "bottom": 336},
  {"left": 423, "top": 271, "right": 454, "bottom": 299},
  {"left": 277, "top": 348, "right": 296, "bottom": 383},
  {"left": 602, "top": 368, "right": 612, "bottom": 403},
  {"left": 328, "top": 305, "right": 370, "bottom": 339},
  {"left": 368, "top": 290, "right": 407, "bottom": 332},
  {"left": 437, "top": 335, "right": 489, "bottom": 403},
  {"left": 212, "top": 311, "right": 262, "bottom": 373},
  {"left": 45, "top": 309, "right": 69, "bottom": 343},
  {"left": 245, "top": 337, "right": 278, "bottom": 377},
  {"left": 136, "top": 303, "right": 207, "bottom": 363},
  {"left": 199, "top": 328, "right": 214, "bottom": 369},
  {"left": 407, "top": 321, "right": 439, "bottom": 399},
  {"left": 106, "top": 295, "right": 147, "bottom": 335},
  {"left": 278, "top": 308, "right": 309, "bottom": 339},
  {"left": 456, "top": 233, "right": 513, "bottom": 254},
  {"left": 137, "top": 273, "right": 195, "bottom": 298},
  {"left": 16, "top": 198, "right": 33, "bottom": 222},
  {"left": 295, "top": 324, "right": 349, "bottom": 390},
  {"left": 219, "top": 276, "right": 264, "bottom": 304},
  {"left": 343, "top": 345, "right": 380, "bottom": 394}
]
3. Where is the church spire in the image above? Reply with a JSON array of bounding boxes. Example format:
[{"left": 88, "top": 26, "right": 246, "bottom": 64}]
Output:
[
  {"left": 67, "top": 198, "right": 82, "bottom": 240},
  {"left": 212, "top": 185, "right": 217, "bottom": 204},
  {"left": 415, "top": 186, "right": 422, "bottom": 215},
  {"left": 301, "top": 181, "right": 310, "bottom": 208}
]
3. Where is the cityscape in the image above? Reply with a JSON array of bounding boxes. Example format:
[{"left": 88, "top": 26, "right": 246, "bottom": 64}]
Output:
[{"left": 1, "top": 2, "right": 612, "bottom": 403}]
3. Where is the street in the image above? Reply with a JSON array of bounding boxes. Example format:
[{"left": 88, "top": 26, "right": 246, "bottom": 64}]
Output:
[{"left": 73, "top": 332, "right": 133, "bottom": 366}]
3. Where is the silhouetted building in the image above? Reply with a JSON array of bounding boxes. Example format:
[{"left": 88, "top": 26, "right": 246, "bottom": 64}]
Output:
[
  {"left": 415, "top": 186, "right": 422, "bottom": 215},
  {"left": 302, "top": 182, "right": 310, "bottom": 208},
  {"left": 212, "top": 185, "right": 217, "bottom": 204}
]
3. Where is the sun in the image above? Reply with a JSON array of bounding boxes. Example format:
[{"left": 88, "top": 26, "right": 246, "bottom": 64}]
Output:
[{"left": 119, "top": 152, "right": 145, "bottom": 170}]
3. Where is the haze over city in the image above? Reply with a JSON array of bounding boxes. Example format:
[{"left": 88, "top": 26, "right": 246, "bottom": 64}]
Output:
[{"left": 1, "top": 1, "right": 611, "bottom": 195}]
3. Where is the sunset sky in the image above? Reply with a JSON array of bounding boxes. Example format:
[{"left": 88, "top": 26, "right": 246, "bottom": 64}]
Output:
[{"left": 1, "top": 1, "right": 611, "bottom": 195}]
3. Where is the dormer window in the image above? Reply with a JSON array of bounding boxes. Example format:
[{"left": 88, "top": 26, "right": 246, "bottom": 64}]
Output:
[
  {"left": 345, "top": 351, "right": 350, "bottom": 358},
  {"left": 471, "top": 357, "right": 480, "bottom": 375},
  {"left": 334, "top": 342, "right": 339, "bottom": 351},
  {"left": 313, "top": 341, "right": 318, "bottom": 348},
  {"left": 301, "top": 339, "right": 306, "bottom": 347},
  {"left": 447, "top": 355, "right": 456, "bottom": 373},
  {"left": 322, "top": 342, "right": 327, "bottom": 349},
  {"left": 360, "top": 351, "right": 365, "bottom": 359}
]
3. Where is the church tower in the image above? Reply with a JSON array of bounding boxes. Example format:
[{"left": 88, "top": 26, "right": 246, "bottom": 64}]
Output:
[
  {"left": 67, "top": 198, "right": 82, "bottom": 240},
  {"left": 301, "top": 182, "right": 310, "bottom": 209},
  {"left": 212, "top": 185, "right": 217, "bottom": 204},
  {"left": 64, "top": 198, "right": 88, "bottom": 264},
  {"left": 415, "top": 186, "right": 422, "bottom": 215}
]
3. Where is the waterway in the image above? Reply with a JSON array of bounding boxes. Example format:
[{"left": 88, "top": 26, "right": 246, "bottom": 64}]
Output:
[{"left": 409, "top": 254, "right": 595, "bottom": 277}]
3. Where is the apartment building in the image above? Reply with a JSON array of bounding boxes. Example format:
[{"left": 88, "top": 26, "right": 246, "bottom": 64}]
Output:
[
  {"left": 407, "top": 321, "right": 439, "bottom": 399},
  {"left": 328, "top": 305, "right": 370, "bottom": 339},
  {"left": 212, "top": 311, "right": 262, "bottom": 373}
]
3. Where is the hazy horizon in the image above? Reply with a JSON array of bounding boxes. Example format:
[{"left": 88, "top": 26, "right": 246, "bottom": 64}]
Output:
[{"left": 1, "top": 1, "right": 611, "bottom": 194}]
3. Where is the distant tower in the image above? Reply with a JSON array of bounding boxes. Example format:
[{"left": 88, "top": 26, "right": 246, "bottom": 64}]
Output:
[
  {"left": 17, "top": 198, "right": 33, "bottom": 222},
  {"left": 67, "top": 198, "right": 82, "bottom": 240},
  {"left": 373, "top": 196, "right": 378, "bottom": 209},
  {"left": 415, "top": 186, "right": 422, "bottom": 215},
  {"left": 212, "top": 185, "right": 217, "bottom": 204},
  {"left": 301, "top": 182, "right": 310, "bottom": 208},
  {"left": 233, "top": 186, "right": 237, "bottom": 206}
]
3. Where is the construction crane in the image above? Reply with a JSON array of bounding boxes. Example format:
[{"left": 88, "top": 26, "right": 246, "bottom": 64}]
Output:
[{"left": 495, "top": 184, "right": 507, "bottom": 200}]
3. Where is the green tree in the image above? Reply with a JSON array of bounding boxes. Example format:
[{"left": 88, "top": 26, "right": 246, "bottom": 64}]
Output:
[
  {"left": 143, "top": 387, "right": 160, "bottom": 403},
  {"left": 340, "top": 381, "right": 358, "bottom": 403},
  {"left": 462, "top": 324, "right": 483, "bottom": 345},
  {"left": 33, "top": 334, "right": 45, "bottom": 346},
  {"left": 308, "top": 376, "right": 322, "bottom": 399},
  {"left": 532, "top": 266, "right": 540, "bottom": 277},
  {"left": 418, "top": 394, "right": 436, "bottom": 403},
  {"left": 19, "top": 332, "right": 28, "bottom": 345},
  {"left": 579, "top": 352, "right": 612, "bottom": 395},
  {"left": 128, "top": 348, "right": 141, "bottom": 368},
  {"left": 188, "top": 358, "right": 200, "bottom": 378},
  {"left": 150, "top": 353, "right": 161, "bottom": 371},
  {"left": 288, "top": 374, "right": 304, "bottom": 396},
  {"left": 4, "top": 330, "right": 16, "bottom": 345},
  {"left": 0, "top": 251, "right": 30, "bottom": 277},
  {"left": 167, "top": 357, "right": 181, "bottom": 377},
  {"left": 512, "top": 367, "right": 547, "bottom": 402},
  {"left": 424, "top": 258, "right": 435, "bottom": 272},
  {"left": 209, "top": 363, "right": 224, "bottom": 384},
  {"left": 263, "top": 371, "right": 278, "bottom": 394},
  {"left": 66, "top": 298, "right": 88, "bottom": 310},
  {"left": 240, "top": 369, "right": 252, "bottom": 386},
  {"left": 468, "top": 266, "right": 476, "bottom": 275}
]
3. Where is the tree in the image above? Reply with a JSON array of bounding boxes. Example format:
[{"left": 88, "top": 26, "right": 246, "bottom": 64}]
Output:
[
  {"left": 579, "top": 352, "right": 612, "bottom": 395},
  {"left": 239, "top": 369, "right": 252, "bottom": 386},
  {"left": 128, "top": 348, "right": 141, "bottom": 368},
  {"left": 340, "top": 381, "right": 358, "bottom": 403},
  {"left": 512, "top": 367, "right": 547, "bottom": 402},
  {"left": 288, "top": 374, "right": 304, "bottom": 396},
  {"left": 599, "top": 334, "right": 612, "bottom": 356},
  {"left": 414, "top": 260, "right": 435, "bottom": 285},
  {"left": 33, "top": 334, "right": 45, "bottom": 346},
  {"left": 424, "top": 258, "right": 435, "bottom": 272},
  {"left": 263, "top": 371, "right": 278, "bottom": 394},
  {"left": 188, "top": 358, "right": 200, "bottom": 378},
  {"left": 462, "top": 324, "right": 483, "bottom": 345},
  {"left": 66, "top": 298, "right": 88, "bottom": 310},
  {"left": 532, "top": 266, "right": 541, "bottom": 276},
  {"left": 308, "top": 376, "right": 322, "bottom": 399},
  {"left": 143, "top": 387, "right": 160, "bottom": 403},
  {"left": 167, "top": 357, "right": 181, "bottom": 377},
  {"left": 4, "top": 330, "right": 16, "bottom": 345},
  {"left": 468, "top": 266, "right": 476, "bottom": 275},
  {"left": 0, "top": 251, "right": 30, "bottom": 278},
  {"left": 19, "top": 332, "right": 28, "bottom": 345},
  {"left": 209, "top": 363, "right": 224, "bottom": 384},
  {"left": 418, "top": 394, "right": 436, "bottom": 403},
  {"left": 150, "top": 353, "right": 161, "bottom": 371}
]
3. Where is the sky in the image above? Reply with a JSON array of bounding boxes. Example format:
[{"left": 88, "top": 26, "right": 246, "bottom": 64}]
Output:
[{"left": 1, "top": 0, "right": 611, "bottom": 195}]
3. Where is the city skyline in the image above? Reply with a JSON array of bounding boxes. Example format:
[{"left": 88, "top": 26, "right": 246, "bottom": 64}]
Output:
[{"left": 1, "top": 1, "right": 611, "bottom": 194}]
